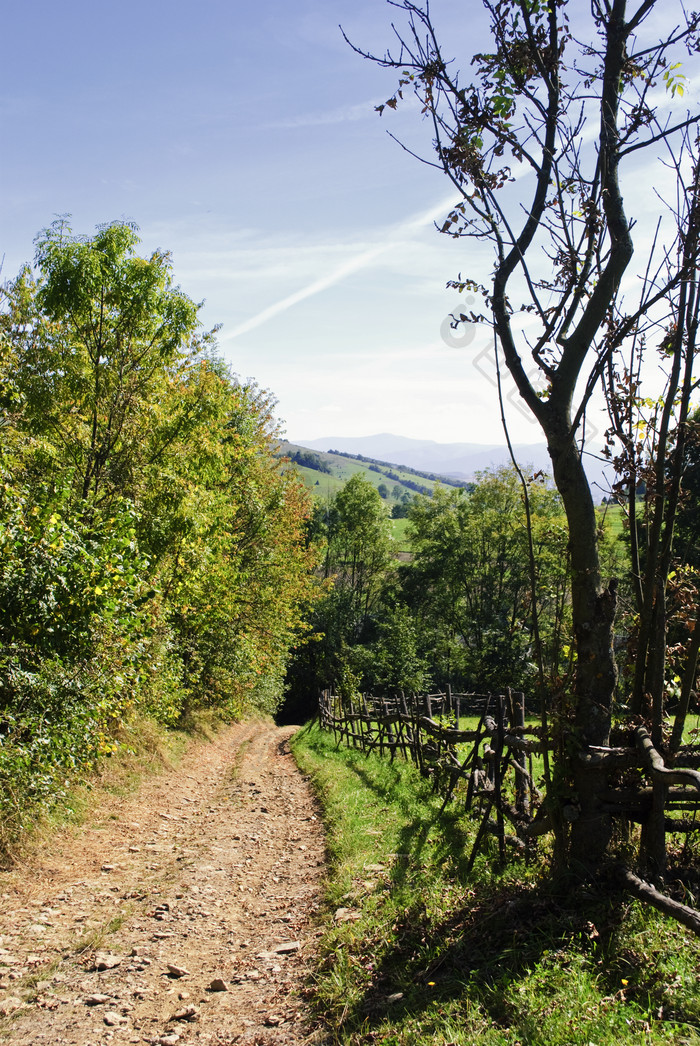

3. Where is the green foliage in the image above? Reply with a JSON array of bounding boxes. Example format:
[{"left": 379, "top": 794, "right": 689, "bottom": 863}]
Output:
[
  {"left": 326, "top": 474, "right": 394, "bottom": 614},
  {"left": 0, "top": 482, "right": 146, "bottom": 664},
  {"left": 308, "top": 474, "right": 395, "bottom": 672},
  {"left": 391, "top": 500, "right": 411, "bottom": 518},
  {"left": 287, "top": 448, "right": 332, "bottom": 474},
  {"left": 286, "top": 466, "right": 576, "bottom": 717},
  {"left": 662, "top": 61, "right": 687, "bottom": 98},
  {"left": 403, "top": 468, "right": 570, "bottom": 693},
  {"left": 360, "top": 603, "right": 430, "bottom": 697},
  {"left": 284, "top": 475, "right": 395, "bottom": 717},
  {"left": 8, "top": 218, "right": 203, "bottom": 507},
  {"left": 0, "top": 219, "right": 317, "bottom": 851}
]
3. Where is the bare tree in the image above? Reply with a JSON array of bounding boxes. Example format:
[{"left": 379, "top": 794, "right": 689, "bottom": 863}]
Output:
[{"left": 346, "top": 0, "right": 700, "bottom": 903}]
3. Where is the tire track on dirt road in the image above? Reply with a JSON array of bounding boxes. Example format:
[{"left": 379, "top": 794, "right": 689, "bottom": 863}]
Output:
[{"left": 0, "top": 722, "right": 327, "bottom": 1045}]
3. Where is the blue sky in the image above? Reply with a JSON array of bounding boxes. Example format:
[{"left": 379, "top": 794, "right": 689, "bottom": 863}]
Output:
[{"left": 2, "top": 1, "right": 697, "bottom": 448}]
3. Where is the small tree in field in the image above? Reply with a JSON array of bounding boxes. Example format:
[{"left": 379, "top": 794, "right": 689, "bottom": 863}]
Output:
[{"left": 348, "top": 0, "right": 700, "bottom": 913}]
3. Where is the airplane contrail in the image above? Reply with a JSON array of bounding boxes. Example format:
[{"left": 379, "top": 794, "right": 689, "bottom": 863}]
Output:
[{"left": 224, "top": 191, "right": 460, "bottom": 341}]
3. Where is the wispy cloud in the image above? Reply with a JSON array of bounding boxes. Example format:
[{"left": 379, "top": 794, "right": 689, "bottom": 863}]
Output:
[
  {"left": 224, "top": 190, "right": 461, "bottom": 341},
  {"left": 265, "top": 98, "right": 382, "bottom": 129}
]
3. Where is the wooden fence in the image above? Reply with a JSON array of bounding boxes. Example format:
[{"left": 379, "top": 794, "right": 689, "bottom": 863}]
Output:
[
  {"left": 318, "top": 687, "right": 700, "bottom": 881},
  {"left": 318, "top": 687, "right": 546, "bottom": 869}
]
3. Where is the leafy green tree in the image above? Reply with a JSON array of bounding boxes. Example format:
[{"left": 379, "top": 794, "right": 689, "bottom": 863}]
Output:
[
  {"left": 0, "top": 220, "right": 318, "bottom": 843},
  {"left": 7, "top": 218, "right": 205, "bottom": 507},
  {"left": 361, "top": 603, "right": 430, "bottom": 697},
  {"left": 159, "top": 376, "right": 318, "bottom": 717},
  {"left": 404, "top": 468, "right": 569, "bottom": 692},
  {"left": 322, "top": 474, "right": 394, "bottom": 640},
  {"left": 283, "top": 476, "right": 395, "bottom": 716},
  {"left": 350, "top": 0, "right": 700, "bottom": 885},
  {"left": 391, "top": 501, "right": 410, "bottom": 518}
]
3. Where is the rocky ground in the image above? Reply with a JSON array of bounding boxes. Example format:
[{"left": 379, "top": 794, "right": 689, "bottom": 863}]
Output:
[{"left": 0, "top": 722, "right": 327, "bottom": 1046}]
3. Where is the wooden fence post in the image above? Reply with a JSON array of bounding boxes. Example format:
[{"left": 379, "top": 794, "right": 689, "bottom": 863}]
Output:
[
  {"left": 511, "top": 689, "right": 529, "bottom": 817},
  {"left": 495, "top": 692, "right": 506, "bottom": 863}
]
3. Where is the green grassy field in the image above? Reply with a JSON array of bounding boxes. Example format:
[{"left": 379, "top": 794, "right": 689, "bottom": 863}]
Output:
[
  {"left": 291, "top": 464, "right": 347, "bottom": 498},
  {"left": 286, "top": 460, "right": 413, "bottom": 505},
  {"left": 291, "top": 721, "right": 700, "bottom": 1045},
  {"left": 389, "top": 516, "right": 411, "bottom": 548},
  {"left": 599, "top": 501, "right": 626, "bottom": 539},
  {"left": 279, "top": 441, "right": 468, "bottom": 507}
]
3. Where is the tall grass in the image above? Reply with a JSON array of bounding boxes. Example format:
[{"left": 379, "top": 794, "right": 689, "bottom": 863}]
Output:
[{"left": 291, "top": 721, "right": 700, "bottom": 1045}]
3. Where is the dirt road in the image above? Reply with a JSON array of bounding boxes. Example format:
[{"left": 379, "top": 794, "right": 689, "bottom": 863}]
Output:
[{"left": 0, "top": 722, "right": 327, "bottom": 1045}]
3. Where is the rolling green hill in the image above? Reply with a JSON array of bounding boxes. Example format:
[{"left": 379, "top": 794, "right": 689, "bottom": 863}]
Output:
[{"left": 277, "top": 440, "right": 472, "bottom": 506}]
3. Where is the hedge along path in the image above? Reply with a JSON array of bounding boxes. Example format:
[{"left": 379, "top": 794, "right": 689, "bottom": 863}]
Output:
[{"left": 0, "top": 722, "right": 327, "bottom": 1045}]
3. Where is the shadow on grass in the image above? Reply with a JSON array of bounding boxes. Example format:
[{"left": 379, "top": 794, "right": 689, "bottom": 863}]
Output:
[
  {"left": 307, "top": 747, "right": 698, "bottom": 1041},
  {"left": 351, "top": 762, "right": 474, "bottom": 882},
  {"left": 332, "top": 878, "right": 700, "bottom": 1042},
  {"left": 296, "top": 725, "right": 700, "bottom": 1041}
]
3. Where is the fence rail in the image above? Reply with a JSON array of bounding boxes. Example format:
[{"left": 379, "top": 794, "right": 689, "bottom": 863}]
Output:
[
  {"left": 318, "top": 687, "right": 700, "bottom": 874},
  {"left": 318, "top": 687, "right": 545, "bottom": 867}
]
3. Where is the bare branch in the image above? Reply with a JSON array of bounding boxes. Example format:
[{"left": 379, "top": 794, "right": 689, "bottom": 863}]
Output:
[{"left": 617, "top": 864, "right": 700, "bottom": 935}]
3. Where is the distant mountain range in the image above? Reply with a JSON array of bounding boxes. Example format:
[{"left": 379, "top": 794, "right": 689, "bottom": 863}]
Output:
[{"left": 294, "top": 432, "right": 612, "bottom": 499}]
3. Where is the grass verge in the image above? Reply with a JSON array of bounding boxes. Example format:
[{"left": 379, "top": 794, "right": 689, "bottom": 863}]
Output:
[{"left": 291, "top": 720, "right": 700, "bottom": 1046}]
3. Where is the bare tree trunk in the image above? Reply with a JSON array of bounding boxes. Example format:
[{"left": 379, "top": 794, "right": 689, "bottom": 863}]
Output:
[{"left": 547, "top": 428, "right": 618, "bottom": 868}]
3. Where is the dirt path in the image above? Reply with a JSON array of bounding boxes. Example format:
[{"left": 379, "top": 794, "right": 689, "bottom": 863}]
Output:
[{"left": 0, "top": 722, "right": 327, "bottom": 1046}]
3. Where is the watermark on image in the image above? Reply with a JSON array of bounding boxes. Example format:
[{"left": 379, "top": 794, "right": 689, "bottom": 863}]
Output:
[
  {"left": 440, "top": 298, "right": 599, "bottom": 441},
  {"left": 439, "top": 296, "right": 480, "bottom": 351}
]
